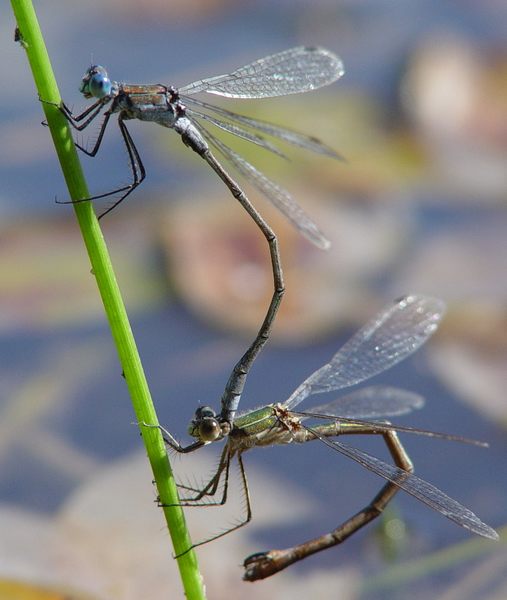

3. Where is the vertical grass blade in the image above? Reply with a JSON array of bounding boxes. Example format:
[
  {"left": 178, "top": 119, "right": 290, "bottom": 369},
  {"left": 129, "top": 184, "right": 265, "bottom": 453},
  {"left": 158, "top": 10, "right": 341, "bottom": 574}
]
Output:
[{"left": 10, "top": 2, "right": 206, "bottom": 597}]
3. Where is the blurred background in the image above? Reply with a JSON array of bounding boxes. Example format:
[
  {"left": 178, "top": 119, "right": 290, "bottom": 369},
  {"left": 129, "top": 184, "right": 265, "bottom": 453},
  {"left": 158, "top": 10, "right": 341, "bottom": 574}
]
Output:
[{"left": 1, "top": 1, "right": 507, "bottom": 598}]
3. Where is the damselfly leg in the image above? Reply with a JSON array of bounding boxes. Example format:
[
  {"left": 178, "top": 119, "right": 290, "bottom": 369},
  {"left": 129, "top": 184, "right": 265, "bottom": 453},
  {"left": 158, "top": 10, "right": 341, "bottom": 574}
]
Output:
[
  {"left": 58, "top": 104, "right": 146, "bottom": 213},
  {"left": 146, "top": 421, "right": 253, "bottom": 554}
]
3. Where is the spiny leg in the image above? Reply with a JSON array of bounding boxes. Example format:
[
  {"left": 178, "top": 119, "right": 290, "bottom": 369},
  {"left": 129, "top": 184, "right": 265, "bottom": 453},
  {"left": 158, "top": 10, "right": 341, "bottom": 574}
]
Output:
[
  {"left": 56, "top": 112, "right": 146, "bottom": 210},
  {"left": 71, "top": 111, "right": 112, "bottom": 157},
  {"left": 57, "top": 100, "right": 112, "bottom": 157},
  {"left": 95, "top": 115, "right": 146, "bottom": 218},
  {"left": 141, "top": 422, "right": 205, "bottom": 454},
  {"left": 201, "top": 149, "right": 285, "bottom": 425},
  {"left": 174, "top": 445, "right": 231, "bottom": 506},
  {"left": 40, "top": 97, "right": 107, "bottom": 131},
  {"left": 60, "top": 98, "right": 109, "bottom": 128},
  {"left": 41, "top": 98, "right": 110, "bottom": 156},
  {"left": 142, "top": 422, "right": 231, "bottom": 506},
  {"left": 56, "top": 98, "right": 146, "bottom": 210},
  {"left": 176, "top": 452, "right": 253, "bottom": 557},
  {"left": 244, "top": 429, "right": 412, "bottom": 581}
]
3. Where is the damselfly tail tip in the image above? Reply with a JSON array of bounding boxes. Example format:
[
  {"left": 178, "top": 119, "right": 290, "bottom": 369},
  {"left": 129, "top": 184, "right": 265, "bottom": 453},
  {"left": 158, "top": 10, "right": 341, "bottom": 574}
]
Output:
[
  {"left": 243, "top": 551, "right": 277, "bottom": 581},
  {"left": 311, "top": 234, "right": 331, "bottom": 251},
  {"left": 319, "top": 144, "right": 346, "bottom": 162},
  {"left": 332, "top": 150, "right": 348, "bottom": 163},
  {"left": 300, "top": 223, "right": 331, "bottom": 250},
  {"left": 472, "top": 439, "right": 490, "bottom": 448}
]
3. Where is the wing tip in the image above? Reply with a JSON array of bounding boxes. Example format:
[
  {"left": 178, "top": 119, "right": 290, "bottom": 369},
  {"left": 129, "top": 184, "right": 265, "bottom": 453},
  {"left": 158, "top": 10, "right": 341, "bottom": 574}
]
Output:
[
  {"left": 300, "top": 46, "right": 345, "bottom": 79},
  {"left": 395, "top": 294, "right": 447, "bottom": 317},
  {"left": 470, "top": 521, "right": 499, "bottom": 541}
]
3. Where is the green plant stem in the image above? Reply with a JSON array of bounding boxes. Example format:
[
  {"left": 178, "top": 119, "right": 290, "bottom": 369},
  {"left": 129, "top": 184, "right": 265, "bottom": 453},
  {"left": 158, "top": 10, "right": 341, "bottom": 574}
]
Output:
[{"left": 10, "top": 2, "right": 205, "bottom": 598}]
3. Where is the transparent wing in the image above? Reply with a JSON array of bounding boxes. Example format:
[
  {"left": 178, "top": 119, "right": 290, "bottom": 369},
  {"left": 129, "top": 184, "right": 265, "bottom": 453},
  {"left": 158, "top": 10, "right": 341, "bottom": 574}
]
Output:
[
  {"left": 183, "top": 96, "right": 342, "bottom": 160},
  {"left": 196, "top": 121, "right": 330, "bottom": 249},
  {"left": 185, "top": 106, "right": 287, "bottom": 158},
  {"left": 303, "top": 386, "right": 424, "bottom": 419},
  {"left": 284, "top": 295, "right": 446, "bottom": 410},
  {"left": 313, "top": 433, "right": 498, "bottom": 540},
  {"left": 179, "top": 46, "right": 344, "bottom": 99}
]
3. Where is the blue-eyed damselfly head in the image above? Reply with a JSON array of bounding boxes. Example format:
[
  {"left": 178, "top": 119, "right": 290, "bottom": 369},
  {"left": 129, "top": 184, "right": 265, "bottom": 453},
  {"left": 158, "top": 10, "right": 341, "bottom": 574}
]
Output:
[
  {"left": 79, "top": 65, "right": 112, "bottom": 99},
  {"left": 188, "top": 406, "right": 222, "bottom": 442}
]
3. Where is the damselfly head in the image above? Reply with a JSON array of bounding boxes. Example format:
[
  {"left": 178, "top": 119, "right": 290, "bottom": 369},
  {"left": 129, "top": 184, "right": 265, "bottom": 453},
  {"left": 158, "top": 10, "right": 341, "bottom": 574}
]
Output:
[
  {"left": 80, "top": 65, "right": 113, "bottom": 99},
  {"left": 188, "top": 406, "right": 222, "bottom": 442}
]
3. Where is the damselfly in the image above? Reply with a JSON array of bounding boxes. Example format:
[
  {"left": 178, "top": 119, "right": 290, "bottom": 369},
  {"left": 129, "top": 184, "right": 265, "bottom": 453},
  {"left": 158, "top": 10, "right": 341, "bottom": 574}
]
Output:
[
  {"left": 60, "top": 46, "right": 344, "bottom": 426},
  {"left": 148, "top": 295, "right": 498, "bottom": 579}
]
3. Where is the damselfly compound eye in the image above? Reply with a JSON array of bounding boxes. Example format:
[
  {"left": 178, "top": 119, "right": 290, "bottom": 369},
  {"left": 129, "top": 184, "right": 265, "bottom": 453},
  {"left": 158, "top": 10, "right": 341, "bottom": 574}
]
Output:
[
  {"left": 80, "top": 66, "right": 112, "bottom": 98},
  {"left": 198, "top": 417, "right": 221, "bottom": 442},
  {"left": 188, "top": 406, "right": 220, "bottom": 440},
  {"left": 88, "top": 71, "right": 112, "bottom": 98}
]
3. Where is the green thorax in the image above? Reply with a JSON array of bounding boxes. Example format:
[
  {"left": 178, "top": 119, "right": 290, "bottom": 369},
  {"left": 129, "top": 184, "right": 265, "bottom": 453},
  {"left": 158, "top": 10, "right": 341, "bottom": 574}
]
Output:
[{"left": 231, "top": 405, "right": 278, "bottom": 437}]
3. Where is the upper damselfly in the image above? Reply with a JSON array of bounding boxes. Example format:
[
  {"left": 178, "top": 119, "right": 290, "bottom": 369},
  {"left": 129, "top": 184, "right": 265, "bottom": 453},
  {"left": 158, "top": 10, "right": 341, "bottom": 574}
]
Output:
[{"left": 58, "top": 46, "right": 344, "bottom": 425}]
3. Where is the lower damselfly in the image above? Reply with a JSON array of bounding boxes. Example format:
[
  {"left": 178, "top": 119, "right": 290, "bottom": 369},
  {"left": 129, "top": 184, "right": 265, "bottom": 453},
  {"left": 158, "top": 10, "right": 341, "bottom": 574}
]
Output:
[
  {"left": 58, "top": 46, "right": 344, "bottom": 427},
  {"left": 147, "top": 294, "right": 498, "bottom": 579}
]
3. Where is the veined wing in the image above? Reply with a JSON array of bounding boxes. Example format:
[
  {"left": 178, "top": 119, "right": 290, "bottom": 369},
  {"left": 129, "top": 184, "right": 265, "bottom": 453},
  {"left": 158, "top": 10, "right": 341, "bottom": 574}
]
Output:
[
  {"left": 311, "top": 431, "right": 498, "bottom": 540},
  {"left": 303, "top": 386, "right": 424, "bottom": 419},
  {"left": 284, "top": 295, "right": 445, "bottom": 410},
  {"left": 185, "top": 106, "right": 287, "bottom": 158},
  {"left": 179, "top": 46, "right": 344, "bottom": 99},
  {"left": 196, "top": 121, "right": 331, "bottom": 249},
  {"left": 183, "top": 96, "right": 342, "bottom": 160}
]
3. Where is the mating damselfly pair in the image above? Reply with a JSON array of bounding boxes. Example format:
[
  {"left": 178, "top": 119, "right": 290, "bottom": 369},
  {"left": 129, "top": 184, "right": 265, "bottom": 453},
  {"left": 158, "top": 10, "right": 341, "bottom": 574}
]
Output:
[{"left": 57, "top": 47, "right": 498, "bottom": 580}]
